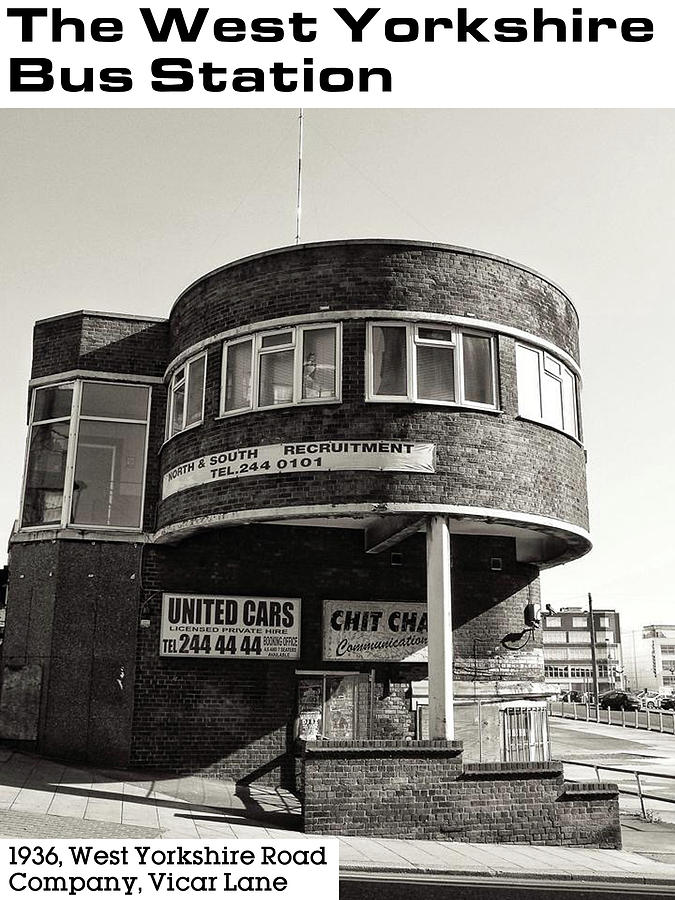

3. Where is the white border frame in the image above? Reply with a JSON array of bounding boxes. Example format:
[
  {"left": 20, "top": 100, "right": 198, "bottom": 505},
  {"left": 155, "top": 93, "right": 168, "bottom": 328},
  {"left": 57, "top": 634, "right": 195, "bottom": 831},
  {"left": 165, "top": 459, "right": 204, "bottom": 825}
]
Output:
[
  {"left": 19, "top": 379, "right": 152, "bottom": 535},
  {"left": 219, "top": 322, "right": 342, "bottom": 419},
  {"left": 515, "top": 342, "right": 580, "bottom": 440},
  {"left": 166, "top": 350, "right": 207, "bottom": 440},
  {"left": 366, "top": 320, "right": 499, "bottom": 411}
]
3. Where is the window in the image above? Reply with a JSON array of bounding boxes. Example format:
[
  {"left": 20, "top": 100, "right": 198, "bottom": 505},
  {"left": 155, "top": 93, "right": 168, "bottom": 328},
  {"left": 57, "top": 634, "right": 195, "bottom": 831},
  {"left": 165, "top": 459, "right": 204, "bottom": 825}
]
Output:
[
  {"left": 599, "top": 616, "right": 610, "bottom": 629},
  {"left": 544, "top": 648, "right": 568, "bottom": 660},
  {"left": 515, "top": 343, "right": 579, "bottom": 438},
  {"left": 545, "top": 617, "right": 562, "bottom": 628},
  {"left": 572, "top": 616, "right": 588, "bottom": 628},
  {"left": 661, "top": 645, "right": 675, "bottom": 656},
  {"left": 569, "top": 632, "right": 591, "bottom": 644},
  {"left": 295, "top": 673, "right": 371, "bottom": 740},
  {"left": 21, "top": 381, "right": 151, "bottom": 531},
  {"left": 367, "top": 322, "right": 497, "bottom": 409},
  {"left": 569, "top": 648, "right": 592, "bottom": 660},
  {"left": 543, "top": 631, "right": 567, "bottom": 644},
  {"left": 167, "top": 352, "right": 207, "bottom": 437},
  {"left": 22, "top": 384, "right": 73, "bottom": 528},
  {"left": 221, "top": 324, "right": 340, "bottom": 416},
  {"left": 569, "top": 666, "right": 592, "bottom": 679},
  {"left": 596, "top": 631, "right": 614, "bottom": 644},
  {"left": 545, "top": 665, "right": 568, "bottom": 678}
]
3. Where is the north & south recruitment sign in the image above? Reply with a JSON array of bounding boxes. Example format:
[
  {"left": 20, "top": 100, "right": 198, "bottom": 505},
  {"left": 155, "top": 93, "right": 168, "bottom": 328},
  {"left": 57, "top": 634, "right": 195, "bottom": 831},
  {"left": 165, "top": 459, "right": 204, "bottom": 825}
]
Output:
[
  {"left": 323, "top": 600, "right": 428, "bottom": 662},
  {"left": 160, "top": 593, "right": 301, "bottom": 659},
  {"left": 162, "top": 440, "right": 435, "bottom": 498}
]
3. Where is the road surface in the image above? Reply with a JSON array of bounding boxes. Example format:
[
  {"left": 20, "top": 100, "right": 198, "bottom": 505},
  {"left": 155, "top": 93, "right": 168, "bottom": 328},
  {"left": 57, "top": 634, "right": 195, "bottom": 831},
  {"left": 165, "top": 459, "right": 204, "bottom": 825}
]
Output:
[{"left": 550, "top": 716, "right": 675, "bottom": 824}]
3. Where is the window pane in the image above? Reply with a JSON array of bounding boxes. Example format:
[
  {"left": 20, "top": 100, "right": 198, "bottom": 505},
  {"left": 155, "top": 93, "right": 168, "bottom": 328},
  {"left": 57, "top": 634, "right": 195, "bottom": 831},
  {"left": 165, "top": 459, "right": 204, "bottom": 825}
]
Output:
[
  {"left": 417, "top": 344, "right": 455, "bottom": 402},
  {"left": 81, "top": 383, "right": 149, "bottom": 420},
  {"left": 561, "top": 368, "right": 577, "bottom": 436},
  {"left": 463, "top": 334, "right": 494, "bottom": 405},
  {"left": 170, "top": 380, "right": 185, "bottom": 436},
  {"left": 542, "top": 371, "right": 563, "bottom": 430},
  {"left": 185, "top": 356, "right": 206, "bottom": 427},
  {"left": 302, "top": 328, "right": 336, "bottom": 399},
  {"left": 417, "top": 326, "right": 454, "bottom": 343},
  {"left": 71, "top": 420, "right": 146, "bottom": 528},
  {"left": 22, "top": 421, "right": 70, "bottom": 526},
  {"left": 261, "top": 331, "right": 293, "bottom": 348},
  {"left": 259, "top": 350, "right": 294, "bottom": 406},
  {"left": 516, "top": 345, "right": 542, "bottom": 419},
  {"left": 544, "top": 355, "right": 561, "bottom": 376},
  {"left": 224, "top": 340, "right": 252, "bottom": 412},
  {"left": 372, "top": 326, "right": 407, "bottom": 396},
  {"left": 33, "top": 385, "right": 73, "bottom": 422}
]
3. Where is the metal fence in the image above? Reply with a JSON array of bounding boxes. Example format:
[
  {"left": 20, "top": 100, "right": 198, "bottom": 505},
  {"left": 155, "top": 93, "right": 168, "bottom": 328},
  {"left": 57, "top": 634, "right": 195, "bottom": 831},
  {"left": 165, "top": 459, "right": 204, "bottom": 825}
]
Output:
[
  {"left": 549, "top": 700, "right": 675, "bottom": 734},
  {"left": 561, "top": 758, "right": 675, "bottom": 818},
  {"left": 502, "top": 705, "right": 550, "bottom": 762}
]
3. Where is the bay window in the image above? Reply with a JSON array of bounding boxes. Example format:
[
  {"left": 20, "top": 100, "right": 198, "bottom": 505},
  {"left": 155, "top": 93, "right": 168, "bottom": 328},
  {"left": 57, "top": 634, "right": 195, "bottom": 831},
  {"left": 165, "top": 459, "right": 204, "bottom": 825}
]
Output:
[
  {"left": 515, "top": 343, "right": 579, "bottom": 438},
  {"left": 21, "top": 381, "right": 151, "bottom": 531},
  {"left": 221, "top": 323, "right": 340, "bottom": 416},
  {"left": 367, "top": 322, "right": 497, "bottom": 409},
  {"left": 167, "top": 352, "right": 207, "bottom": 438}
]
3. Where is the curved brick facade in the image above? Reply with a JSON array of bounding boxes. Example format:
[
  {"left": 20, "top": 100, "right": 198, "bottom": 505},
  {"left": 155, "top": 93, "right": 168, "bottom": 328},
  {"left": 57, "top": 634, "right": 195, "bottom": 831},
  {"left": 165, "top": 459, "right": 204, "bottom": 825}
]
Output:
[
  {"left": 158, "top": 241, "right": 588, "bottom": 560},
  {"left": 3, "top": 239, "right": 597, "bottom": 816}
]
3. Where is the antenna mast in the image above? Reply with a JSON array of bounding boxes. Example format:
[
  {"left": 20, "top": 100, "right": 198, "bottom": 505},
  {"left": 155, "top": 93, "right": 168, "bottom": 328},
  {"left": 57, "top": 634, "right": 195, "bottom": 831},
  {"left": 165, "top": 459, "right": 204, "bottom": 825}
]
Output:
[{"left": 295, "top": 109, "right": 304, "bottom": 245}]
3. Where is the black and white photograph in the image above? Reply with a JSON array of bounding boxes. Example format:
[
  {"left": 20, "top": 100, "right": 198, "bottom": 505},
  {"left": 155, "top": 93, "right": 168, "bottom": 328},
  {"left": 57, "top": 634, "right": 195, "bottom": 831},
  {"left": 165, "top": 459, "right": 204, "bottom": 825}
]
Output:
[{"left": 1, "top": 8, "right": 675, "bottom": 895}]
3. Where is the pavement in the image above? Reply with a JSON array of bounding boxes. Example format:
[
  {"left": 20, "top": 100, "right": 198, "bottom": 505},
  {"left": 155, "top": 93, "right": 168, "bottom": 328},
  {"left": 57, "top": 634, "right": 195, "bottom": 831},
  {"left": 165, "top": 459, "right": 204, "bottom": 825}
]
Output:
[{"left": 0, "top": 748, "right": 675, "bottom": 894}]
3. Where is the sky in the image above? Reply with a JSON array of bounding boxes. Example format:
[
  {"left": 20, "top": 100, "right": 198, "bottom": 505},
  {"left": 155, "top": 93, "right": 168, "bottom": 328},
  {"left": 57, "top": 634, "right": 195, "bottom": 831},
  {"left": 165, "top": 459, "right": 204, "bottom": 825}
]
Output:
[{"left": 1, "top": 108, "right": 673, "bottom": 634}]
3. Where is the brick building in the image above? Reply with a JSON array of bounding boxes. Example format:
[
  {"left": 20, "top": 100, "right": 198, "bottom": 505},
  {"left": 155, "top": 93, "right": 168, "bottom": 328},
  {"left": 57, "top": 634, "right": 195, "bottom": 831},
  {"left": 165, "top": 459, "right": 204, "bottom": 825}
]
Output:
[
  {"left": 542, "top": 607, "right": 624, "bottom": 697},
  {"left": 624, "top": 625, "right": 675, "bottom": 695},
  {"left": 0, "top": 240, "right": 620, "bottom": 844}
]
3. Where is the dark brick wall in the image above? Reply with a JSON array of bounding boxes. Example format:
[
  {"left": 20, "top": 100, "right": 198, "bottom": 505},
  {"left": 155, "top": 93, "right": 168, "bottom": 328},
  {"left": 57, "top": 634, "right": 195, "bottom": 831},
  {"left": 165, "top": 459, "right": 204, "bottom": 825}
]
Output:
[
  {"left": 31, "top": 313, "right": 169, "bottom": 381},
  {"left": 157, "top": 242, "right": 587, "bottom": 539},
  {"left": 130, "top": 526, "right": 543, "bottom": 782},
  {"left": 0, "top": 541, "right": 142, "bottom": 766},
  {"left": 169, "top": 242, "right": 579, "bottom": 360},
  {"left": 302, "top": 743, "right": 621, "bottom": 848}
]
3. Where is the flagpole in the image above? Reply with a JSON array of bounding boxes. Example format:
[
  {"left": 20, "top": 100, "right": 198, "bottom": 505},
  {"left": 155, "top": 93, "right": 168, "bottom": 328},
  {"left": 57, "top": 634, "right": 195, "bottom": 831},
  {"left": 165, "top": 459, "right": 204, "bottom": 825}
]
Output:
[{"left": 295, "top": 108, "right": 304, "bottom": 245}]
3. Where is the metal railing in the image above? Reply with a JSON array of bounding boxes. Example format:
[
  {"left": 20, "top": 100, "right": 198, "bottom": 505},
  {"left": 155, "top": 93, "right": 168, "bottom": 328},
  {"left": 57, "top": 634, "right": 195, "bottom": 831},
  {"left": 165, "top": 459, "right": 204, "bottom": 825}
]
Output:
[
  {"left": 549, "top": 700, "right": 675, "bottom": 734},
  {"left": 562, "top": 758, "right": 675, "bottom": 818}
]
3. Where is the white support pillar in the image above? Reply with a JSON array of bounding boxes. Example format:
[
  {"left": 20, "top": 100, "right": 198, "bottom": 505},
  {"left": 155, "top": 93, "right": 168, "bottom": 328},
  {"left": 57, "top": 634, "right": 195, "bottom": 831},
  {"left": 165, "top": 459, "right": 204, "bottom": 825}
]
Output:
[{"left": 426, "top": 514, "right": 454, "bottom": 740}]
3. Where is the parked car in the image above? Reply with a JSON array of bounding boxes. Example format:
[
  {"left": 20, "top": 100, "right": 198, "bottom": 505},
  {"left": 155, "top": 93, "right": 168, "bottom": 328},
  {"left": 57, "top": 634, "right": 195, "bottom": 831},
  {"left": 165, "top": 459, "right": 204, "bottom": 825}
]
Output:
[
  {"left": 599, "top": 690, "right": 641, "bottom": 711},
  {"left": 660, "top": 696, "right": 675, "bottom": 711},
  {"left": 636, "top": 689, "right": 663, "bottom": 709},
  {"left": 560, "top": 690, "right": 584, "bottom": 703}
]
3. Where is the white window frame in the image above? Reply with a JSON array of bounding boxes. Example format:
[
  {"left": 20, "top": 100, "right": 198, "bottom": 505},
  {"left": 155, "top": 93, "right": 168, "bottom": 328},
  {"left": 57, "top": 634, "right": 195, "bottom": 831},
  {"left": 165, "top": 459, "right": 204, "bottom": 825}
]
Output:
[
  {"left": 516, "top": 342, "right": 579, "bottom": 439},
  {"left": 219, "top": 323, "right": 342, "bottom": 418},
  {"left": 366, "top": 321, "right": 498, "bottom": 410},
  {"left": 166, "top": 351, "right": 207, "bottom": 439},
  {"left": 20, "top": 380, "right": 151, "bottom": 533}
]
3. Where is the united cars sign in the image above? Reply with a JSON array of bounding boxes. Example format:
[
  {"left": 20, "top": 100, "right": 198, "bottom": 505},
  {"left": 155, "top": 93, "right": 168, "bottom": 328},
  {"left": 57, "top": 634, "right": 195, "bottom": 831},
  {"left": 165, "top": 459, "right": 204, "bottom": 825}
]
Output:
[{"left": 160, "top": 593, "right": 301, "bottom": 659}]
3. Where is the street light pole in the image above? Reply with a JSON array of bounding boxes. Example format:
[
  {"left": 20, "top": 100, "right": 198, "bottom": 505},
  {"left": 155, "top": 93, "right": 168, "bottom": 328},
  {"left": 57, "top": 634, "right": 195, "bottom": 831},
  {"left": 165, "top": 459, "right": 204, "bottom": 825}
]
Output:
[{"left": 588, "top": 592, "right": 600, "bottom": 719}]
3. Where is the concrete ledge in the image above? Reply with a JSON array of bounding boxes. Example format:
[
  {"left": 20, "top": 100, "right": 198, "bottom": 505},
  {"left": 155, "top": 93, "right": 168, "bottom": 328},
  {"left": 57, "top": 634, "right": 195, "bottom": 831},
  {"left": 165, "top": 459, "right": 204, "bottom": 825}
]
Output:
[
  {"left": 303, "top": 740, "right": 463, "bottom": 757},
  {"left": 462, "top": 761, "right": 564, "bottom": 778},
  {"left": 560, "top": 781, "right": 620, "bottom": 798}
]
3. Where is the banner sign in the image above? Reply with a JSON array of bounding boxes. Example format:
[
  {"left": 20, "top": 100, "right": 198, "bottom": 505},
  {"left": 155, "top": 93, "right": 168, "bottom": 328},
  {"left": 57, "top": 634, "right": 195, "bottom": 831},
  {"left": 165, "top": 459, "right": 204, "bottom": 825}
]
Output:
[
  {"left": 160, "top": 593, "right": 301, "bottom": 659},
  {"left": 162, "top": 440, "right": 435, "bottom": 498},
  {"left": 323, "top": 600, "right": 428, "bottom": 662}
]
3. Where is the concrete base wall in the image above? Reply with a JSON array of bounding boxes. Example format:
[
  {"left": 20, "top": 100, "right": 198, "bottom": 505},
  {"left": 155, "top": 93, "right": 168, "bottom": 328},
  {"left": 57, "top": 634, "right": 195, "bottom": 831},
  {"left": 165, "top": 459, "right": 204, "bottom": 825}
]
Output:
[{"left": 301, "top": 741, "right": 621, "bottom": 848}]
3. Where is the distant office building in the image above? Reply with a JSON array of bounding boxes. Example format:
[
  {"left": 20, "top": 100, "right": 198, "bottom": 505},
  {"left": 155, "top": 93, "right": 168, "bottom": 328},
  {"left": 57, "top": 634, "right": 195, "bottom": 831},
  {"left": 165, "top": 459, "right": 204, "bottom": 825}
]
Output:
[
  {"left": 624, "top": 625, "right": 675, "bottom": 694},
  {"left": 542, "top": 607, "right": 623, "bottom": 696}
]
